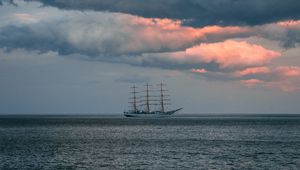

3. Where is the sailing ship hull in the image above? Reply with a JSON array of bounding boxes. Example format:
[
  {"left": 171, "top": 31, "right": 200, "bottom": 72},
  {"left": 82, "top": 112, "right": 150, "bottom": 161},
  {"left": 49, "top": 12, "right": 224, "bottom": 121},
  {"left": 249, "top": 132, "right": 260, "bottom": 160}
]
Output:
[
  {"left": 124, "top": 108, "right": 183, "bottom": 117},
  {"left": 124, "top": 113, "right": 169, "bottom": 118}
]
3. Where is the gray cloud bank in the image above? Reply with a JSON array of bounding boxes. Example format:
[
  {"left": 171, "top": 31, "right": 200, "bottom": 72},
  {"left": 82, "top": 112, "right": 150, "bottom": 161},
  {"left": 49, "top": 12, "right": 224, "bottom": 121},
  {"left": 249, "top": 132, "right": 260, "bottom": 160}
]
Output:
[{"left": 14, "top": 0, "right": 300, "bottom": 27}]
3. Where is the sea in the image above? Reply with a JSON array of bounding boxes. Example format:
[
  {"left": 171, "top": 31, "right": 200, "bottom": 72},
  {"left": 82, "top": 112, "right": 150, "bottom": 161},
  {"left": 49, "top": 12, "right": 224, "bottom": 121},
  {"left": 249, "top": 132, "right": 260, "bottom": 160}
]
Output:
[{"left": 0, "top": 114, "right": 300, "bottom": 169}]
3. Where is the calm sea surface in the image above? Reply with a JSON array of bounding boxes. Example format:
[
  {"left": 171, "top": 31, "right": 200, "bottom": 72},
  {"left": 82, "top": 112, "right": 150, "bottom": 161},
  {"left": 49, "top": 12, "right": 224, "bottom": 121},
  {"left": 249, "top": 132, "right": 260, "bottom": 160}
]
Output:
[{"left": 1, "top": 115, "right": 300, "bottom": 169}]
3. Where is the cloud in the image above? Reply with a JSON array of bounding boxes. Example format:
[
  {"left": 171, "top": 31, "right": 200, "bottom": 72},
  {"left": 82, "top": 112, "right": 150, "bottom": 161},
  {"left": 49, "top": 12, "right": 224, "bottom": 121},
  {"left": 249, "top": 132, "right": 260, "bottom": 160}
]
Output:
[
  {"left": 0, "top": 0, "right": 16, "bottom": 6},
  {"left": 162, "top": 40, "right": 280, "bottom": 70},
  {"left": 1, "top": 1, "right": 299, "bottom": 92},
  {"left": 273, "top": 66, "right": 300, "bottom": 91},
  {"left": 253, "top": 20, "right": 300, "bottom": 48},
  {"left": 276, "top": 66, "right": 300, "bottom": 77},
  {"left": 240, "top": 79, "right": 264, "bottom": 86},
  {"left": 13, "top": 13, "right": 39, "bottom": 23},
  {"left": 1, "top": 2, "right": 300, "bottom": 60},
  {"left": 192, "top": 65, "right": 300, "bottom": 91},
  {"left": 0, "top": 9, "right": 250, "bottom": 57},
  {"left": 120, "top": 39, "right": 281, "bottom": 75},
  {"left": 17, "top": 0, "right": 300, "bottom": 27},
  {"left": 131, "top": 40, "right": 297, "bottom": 91},
  {"left": 234, "top": 67, "right": 271, "bottom": 77},
  {"left": 256, "top": 66, "right": 300, "bottom": 88},
  {"left": 277, "top": 20, "right": 300, "bottom": 27},
  {"left": 191, "top": 68, "right": 207, "bottom": 73}
]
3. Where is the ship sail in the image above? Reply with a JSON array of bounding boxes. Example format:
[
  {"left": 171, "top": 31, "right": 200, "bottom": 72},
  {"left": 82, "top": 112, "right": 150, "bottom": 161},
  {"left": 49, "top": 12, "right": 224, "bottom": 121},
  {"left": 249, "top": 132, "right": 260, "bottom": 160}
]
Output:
[{"left": 124, "top": 83, "right": 182, "bottom": 117}]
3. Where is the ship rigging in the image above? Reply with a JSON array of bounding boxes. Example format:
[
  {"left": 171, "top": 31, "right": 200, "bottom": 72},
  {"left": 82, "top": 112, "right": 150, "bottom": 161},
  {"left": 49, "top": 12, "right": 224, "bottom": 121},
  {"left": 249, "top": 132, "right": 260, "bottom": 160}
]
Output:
[{"left": 124, "top": 83, "right": 182, "bottom": 117}]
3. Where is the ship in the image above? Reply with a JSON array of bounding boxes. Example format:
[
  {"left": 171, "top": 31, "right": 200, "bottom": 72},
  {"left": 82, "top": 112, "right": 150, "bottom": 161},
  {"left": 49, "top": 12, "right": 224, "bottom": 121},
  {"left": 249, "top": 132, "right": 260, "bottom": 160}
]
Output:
[{"left": 124, "top": 83, "right": 183, "bottom": 117}]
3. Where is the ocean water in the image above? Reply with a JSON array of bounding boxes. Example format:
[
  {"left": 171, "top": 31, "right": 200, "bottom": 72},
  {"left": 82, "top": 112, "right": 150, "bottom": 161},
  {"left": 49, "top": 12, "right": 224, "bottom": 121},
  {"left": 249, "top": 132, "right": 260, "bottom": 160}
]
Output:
[{"left": 0, "top": 115, "right": 300, "bottom": 169}]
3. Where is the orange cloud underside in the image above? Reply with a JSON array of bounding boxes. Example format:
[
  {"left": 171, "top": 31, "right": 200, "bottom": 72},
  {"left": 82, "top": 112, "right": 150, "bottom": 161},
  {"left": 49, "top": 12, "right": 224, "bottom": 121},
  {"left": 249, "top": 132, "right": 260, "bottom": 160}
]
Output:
[
  {"left": 123, "top": 16, "right": 250, "bottom": 51},
  {"left": 170, "top": 40, "right": 281, "bottom": 69},
  {"left": 129, "top": 17, "right": 247, "bottom": 34},
  {"left": 240, "top": 79, "right": 264, "bottom": 86},
  {"left": 235, "top": 67, "right": 271, "bottom": 77}
]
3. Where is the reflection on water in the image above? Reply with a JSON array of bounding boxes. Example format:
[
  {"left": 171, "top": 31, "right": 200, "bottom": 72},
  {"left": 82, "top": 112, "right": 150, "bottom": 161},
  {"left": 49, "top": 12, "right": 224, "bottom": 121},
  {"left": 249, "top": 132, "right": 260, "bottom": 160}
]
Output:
[{"left": 0, "top": 115, "right": 300, "bottom": 169}]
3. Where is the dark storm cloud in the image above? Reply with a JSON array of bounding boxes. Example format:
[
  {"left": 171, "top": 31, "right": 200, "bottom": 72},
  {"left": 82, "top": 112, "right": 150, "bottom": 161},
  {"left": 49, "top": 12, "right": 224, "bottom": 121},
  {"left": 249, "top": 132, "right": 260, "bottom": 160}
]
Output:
[{"left": 22, "top": 0, "right": 300, "bottom": 26}]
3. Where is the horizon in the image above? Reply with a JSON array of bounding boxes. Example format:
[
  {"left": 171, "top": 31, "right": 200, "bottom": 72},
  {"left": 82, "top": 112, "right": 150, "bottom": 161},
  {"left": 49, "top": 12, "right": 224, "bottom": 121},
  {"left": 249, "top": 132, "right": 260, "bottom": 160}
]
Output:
[{"left": 1, "top": 112, "right": 300, "bottom": 116}]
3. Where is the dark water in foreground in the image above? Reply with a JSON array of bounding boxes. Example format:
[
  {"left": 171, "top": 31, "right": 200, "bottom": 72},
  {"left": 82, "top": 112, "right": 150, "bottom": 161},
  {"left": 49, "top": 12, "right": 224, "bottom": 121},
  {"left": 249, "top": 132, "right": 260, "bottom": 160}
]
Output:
[{"left": 1, "top": 115, "right": 300, "bottom": 169}]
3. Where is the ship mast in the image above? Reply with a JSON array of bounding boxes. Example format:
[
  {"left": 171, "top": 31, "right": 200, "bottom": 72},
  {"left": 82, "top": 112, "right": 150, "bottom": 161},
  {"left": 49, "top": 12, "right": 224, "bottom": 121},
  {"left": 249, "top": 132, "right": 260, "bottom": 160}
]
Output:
[
  {"left": 124, "top": 83, "right": 182, "bottom": 117},
  {"left": 145, "top": 83, "right": 150, "bottom": 113},
  {"left": 130, "top": 85, "right": 138, "bottom": 112},
  {"left": 158, "top": 82, "right": 169, "bottom": 113},
  {"left": 139, "top": 83, "right": 156, "bottom": 113}
]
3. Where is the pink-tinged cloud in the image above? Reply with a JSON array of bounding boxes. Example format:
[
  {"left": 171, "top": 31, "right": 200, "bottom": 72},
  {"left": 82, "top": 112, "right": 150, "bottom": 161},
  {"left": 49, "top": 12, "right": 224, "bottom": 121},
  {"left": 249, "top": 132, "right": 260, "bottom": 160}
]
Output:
[
  {"left": 129, "top": 17, "right": 248, "bottom": 36},
  {"left": 277, "top": 20, "right": 300, "bottom": 28},
  {"left": 240, "top": 79, "right": 264, "bottom": 86},
  {"left": 128, "top": 18, "right": 300, "bottom": 54},
  {"left": 170, "top": 40, "right": 281, "bottom": 69},
  {"left": 236, "top": 66, "right": 300, "bottom": 91},
  {"left": 120, "top": 16, "right": 250, "bottom": 54},
  {"left": 234, "top": 67, "right": 271, "bottom": 77},
  {"left": 129, "top": 18, "right": 298, "bottom": 92},
  {"left": 276, "top": 66, "right": 300, "bottom": 77},
  {"left": 191, "top": 68, "right": 208, "bottom": 73}
]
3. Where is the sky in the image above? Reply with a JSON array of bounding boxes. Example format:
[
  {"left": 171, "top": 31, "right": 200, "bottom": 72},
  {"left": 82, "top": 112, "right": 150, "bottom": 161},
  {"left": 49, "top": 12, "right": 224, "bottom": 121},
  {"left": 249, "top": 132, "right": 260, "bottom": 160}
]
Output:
[{"left": 0, "top": 0, "right": 300, "bottom": 114}]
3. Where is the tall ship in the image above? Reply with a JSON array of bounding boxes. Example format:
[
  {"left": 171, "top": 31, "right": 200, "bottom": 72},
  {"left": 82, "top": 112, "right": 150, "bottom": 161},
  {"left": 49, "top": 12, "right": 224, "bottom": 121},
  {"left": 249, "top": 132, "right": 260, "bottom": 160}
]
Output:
[{"left": 124, "top": 83, "right": 182, "bottom": 117}]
